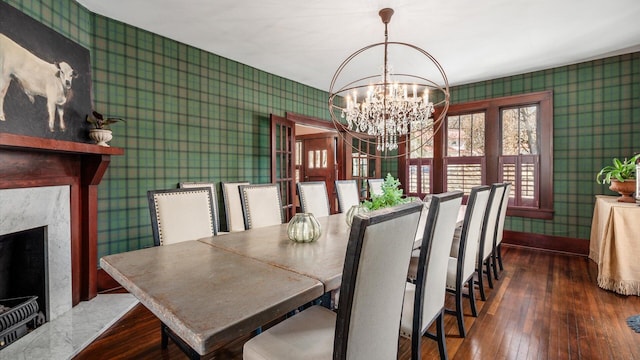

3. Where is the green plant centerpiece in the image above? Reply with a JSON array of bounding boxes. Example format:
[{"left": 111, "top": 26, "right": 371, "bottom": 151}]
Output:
[
  {"left": 596, "top": 153, "right": 639, "bottom": 203},
  {"left": 362, "top": 173, "right": 412, "bottom": 210},
  {"left": 86, "top": 110, "right": 125, "bottom": 147}
]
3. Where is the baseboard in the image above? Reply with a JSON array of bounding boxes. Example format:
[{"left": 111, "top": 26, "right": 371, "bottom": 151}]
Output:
[
  {"left": 97, "top": 268, "right": 126, "bottom": 294},
  {"left": 503, "top": 230, "right": 589, "bottom": 256}
]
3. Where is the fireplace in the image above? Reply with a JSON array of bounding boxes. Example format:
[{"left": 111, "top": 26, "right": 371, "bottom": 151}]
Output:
[
  {"left": 0, "top": 186, "right": 71, "bottom": 322},
  {"left": 0, "top": 133, "right": 124, "bottom": 306},
  {"left": 0, "top": 227, "right": 46, "bottom": 317},
  {"left": 0, "top": 134, "right": 135, "bottom": 356},
  {"left": 0, "top": 227, "right": 47, "bottom": 349}
]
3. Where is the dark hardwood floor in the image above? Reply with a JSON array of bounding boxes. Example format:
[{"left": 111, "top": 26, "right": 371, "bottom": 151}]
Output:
[{"left": 75, "top": 246, "right": 640, "bottom": 360}]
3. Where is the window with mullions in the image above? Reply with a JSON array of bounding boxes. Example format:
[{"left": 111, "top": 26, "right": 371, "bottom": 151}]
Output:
[
  {"left": 444, "top": 113, "right": 485, "bottom": 196},
  {"left": 349, "top": 136, "right": 381, "bottom": 200},
  {"left": 403, "top": 90, "right": 553, "bottom": 219},
  {"left": 407, "top": 126, "right": 434, "bottom": 198},
  {"left": 500, "top": 105, "right": 539, "bottom": 207}
]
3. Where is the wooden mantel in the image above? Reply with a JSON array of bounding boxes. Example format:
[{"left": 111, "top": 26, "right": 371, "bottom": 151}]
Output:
[{"left": 0, "top": 132, "right": 124, "bottom": 305}]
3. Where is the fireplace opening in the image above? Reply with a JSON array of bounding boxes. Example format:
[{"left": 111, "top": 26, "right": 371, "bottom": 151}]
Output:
[{"left": 0, "top": 227, "right": 47, "bottom": 349}]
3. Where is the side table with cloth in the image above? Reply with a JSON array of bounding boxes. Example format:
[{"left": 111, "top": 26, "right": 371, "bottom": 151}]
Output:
[{"left": 589, "top": 195, "right": 640, "bottom": 296}]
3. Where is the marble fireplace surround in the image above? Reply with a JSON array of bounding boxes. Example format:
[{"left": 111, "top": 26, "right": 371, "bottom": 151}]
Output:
[
  {"left": 0, "top": 133, "right": 136, "bottom": 358},
  {"left": 0, "top": 186, "right": 72, "bottom": 321},
  {"left": 0, "top": 132, "right": 125, "bottom": 303}
]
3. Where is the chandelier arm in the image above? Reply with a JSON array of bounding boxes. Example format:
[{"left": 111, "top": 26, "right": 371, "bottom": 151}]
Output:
[
  {"left": 386, "top": 42, "right": 450, "bottom": 90},
  {"left": 329, "top": 42, "right": 386, "bottom": 97}
]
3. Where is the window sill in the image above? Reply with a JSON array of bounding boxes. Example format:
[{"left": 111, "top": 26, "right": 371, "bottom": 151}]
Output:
[{"left": 507, "top": 206, "right": 554, "bottom": 220}]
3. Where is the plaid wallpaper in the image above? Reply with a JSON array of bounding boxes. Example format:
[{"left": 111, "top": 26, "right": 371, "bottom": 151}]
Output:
[
  {"left": 5, "top": 0, "right": 330, "bottom": 257},
  {"left": 6, "top": 0, "right": 640, "bottom": 258},
  {"left": 451, "top": 54, "right": 640, "bottom": 240}
]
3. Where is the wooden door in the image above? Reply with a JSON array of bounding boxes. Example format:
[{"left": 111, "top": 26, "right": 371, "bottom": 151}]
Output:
[
  {"left": 270, "top": 114, "right": 296, "bottom": 221},
  {"left": 300, "top": 134, "right": 337, "bottom": 213}
]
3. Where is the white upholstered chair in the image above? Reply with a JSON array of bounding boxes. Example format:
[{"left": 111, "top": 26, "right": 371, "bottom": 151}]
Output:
[
  {"left": 178, "top": 181, "right": 222, "bottom": 234},
  {"left": 476, "top": 183, "right": 507, "bottom": 301},
  {"left": 400, "top": 191, "right": 463, "bottom": 360},
  {"left": 147, "top": 186, "right": 218, "bottom": 357},
  {"left": 221, "top": 181, "right": 250, "bottom": 232},
  {"left": 334, "top": 179, "right": 360, "bottom": 213},
  {"left": 243, "top": 201, "right": 423, "bottom": 360},
  {"left": 239, "top": 184, "right": 283, "bottom": 229},
  {"left": 492, "top": 182, "right": 511, "bottom": 279},
  {"left": 445, "top": 185, "right": 490, "bottom": 337},
  {"left": 147, "top": 187, "right": 216, "bottom": 246},
  {"left": 367, "top": 178, "right": 384, "bottom": 197},
  {"left": 410, "top": 198, "right": 431, "bottom": 258},
  {"left": 297, "top": 181, "right": 330, "bottom": 217}
]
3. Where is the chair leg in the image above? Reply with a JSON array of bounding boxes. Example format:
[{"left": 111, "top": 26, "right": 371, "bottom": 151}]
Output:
[
  {"left": 467, "top": 278, "right": 478, "bottom": 317},
  {"left": 484, "top": 259, "right": 494, "bottom": 289},
  {"left": 436, "top": 311, "right": 448, "bottom": 360},
  {"left": 455, "top": 285, "right": 466, "bottom": 337},
  {"left": 411, "top": 324, "right": 422, "bottom": 360},
  {"left": 492, "top": 250, "right": 500, "bottom": 280},
  {"left": 476, "top": 269, "right": 486, "bottom": 301},
  {"left": 497, "top": 244, "right": 504, "bottom": 271}
]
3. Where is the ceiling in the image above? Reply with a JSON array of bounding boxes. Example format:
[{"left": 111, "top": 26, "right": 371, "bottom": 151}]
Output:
[{"left": 77, "top": 0, "right": 640, "bottom": 92}]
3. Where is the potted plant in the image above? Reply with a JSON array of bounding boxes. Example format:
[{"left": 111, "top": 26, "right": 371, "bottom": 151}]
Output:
[
  {"left": 596, "top": 153, "right": 640, "bottom": 203},
  {"left": 86, "top": 111, "right": 124, "bottom": 147},
  {"left": 362, "top": 173, "right": 413, "bottom": 210}
]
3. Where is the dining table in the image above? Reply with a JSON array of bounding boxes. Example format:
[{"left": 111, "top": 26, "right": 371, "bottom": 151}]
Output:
[
  {"left": 200, "top": 213, "right": 351, "bottom": 292},
  {"left": 99, "top": 202, "right": 466, "bottom": 358},
  {"left": 100, "top": 240, "right": 323, "bottom": 357},
  {"left": 200, "top": 206, "right": 467, "bottom": 293}
]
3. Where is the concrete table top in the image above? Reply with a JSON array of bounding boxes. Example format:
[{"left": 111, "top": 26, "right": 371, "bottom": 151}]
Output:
[
  {"left": 201, "top": 208, "right": 465, "bottom": 292},
  {"left": 200, "top": 213, "right": 351, "bottom": 292},
  {"left": 100, "top": 240, "right": 323, "bottom": 356}
]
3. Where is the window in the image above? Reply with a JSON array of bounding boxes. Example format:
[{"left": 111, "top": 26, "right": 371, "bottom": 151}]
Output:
[
  {"left": 348, "top": 136, "right": 381, "bottom": 200},
  {"left": 403, "top": 91, "right": 553, "bottom": 219},
  {"left": 295, "top": 141, "right": 302, "bottom": 183},
  {"left": 444, "top": 113, "right": 486, "bottom": 198},
  {"left": 500, "top": 105, "right": 539, "bottom": 207},
  {"left": 406, "top": 126, "right": 433, "bottom": 198},
  {"left": 408, "top": 163, "right": 431, "bottom": 194}
]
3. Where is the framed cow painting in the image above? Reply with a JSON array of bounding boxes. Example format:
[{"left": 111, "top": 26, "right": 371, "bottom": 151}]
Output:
[{"left": 0, "top": 2, "right": 92, "bottom": 142}]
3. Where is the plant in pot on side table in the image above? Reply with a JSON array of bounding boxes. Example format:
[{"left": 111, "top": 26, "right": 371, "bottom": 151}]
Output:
[
  {"left": 86, "top": 111, "right": 125, "bottom": 147},
  {"left": 596, "top": 153, "right": 640, "bottom": 203}
]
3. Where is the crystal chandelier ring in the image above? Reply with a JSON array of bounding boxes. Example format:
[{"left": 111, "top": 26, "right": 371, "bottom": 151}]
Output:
[{"left": 329, "top": 8, "right": 450, "bottom": 158}]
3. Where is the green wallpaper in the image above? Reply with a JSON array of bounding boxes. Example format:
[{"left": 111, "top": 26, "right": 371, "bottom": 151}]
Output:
[
  {"left": 6, "top": 0, "right": 640, "bottom": 259},
  {"left": 451, "top": 54, "right": 640, "bottom": 240},
  {"left": 89, "top": 15, "right": 331, "bottom": 256},
  {"left": 5, "top": 0, "right": 331, "bottom": 258}
]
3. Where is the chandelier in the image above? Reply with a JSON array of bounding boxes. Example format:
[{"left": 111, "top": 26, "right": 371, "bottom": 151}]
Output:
[{"left": 329, "top": 8, "right": 450, "bottom": 157}]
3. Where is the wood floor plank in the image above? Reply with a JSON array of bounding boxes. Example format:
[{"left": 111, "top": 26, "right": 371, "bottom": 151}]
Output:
[{"left": 74, "top": 246, "right": 640, "bottom": 360}]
